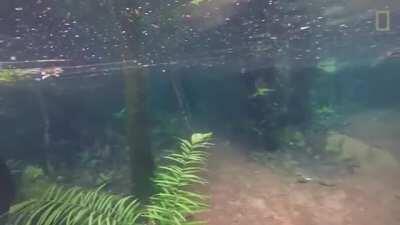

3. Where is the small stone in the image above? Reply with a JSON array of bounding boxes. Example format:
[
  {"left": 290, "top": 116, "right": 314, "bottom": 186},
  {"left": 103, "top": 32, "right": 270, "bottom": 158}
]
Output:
[
  {"left": 296, "top": 175, "right": 313, "bottom": 183},
  {"left": 318, "top": 180, "right": 336, "bottom": 187}
]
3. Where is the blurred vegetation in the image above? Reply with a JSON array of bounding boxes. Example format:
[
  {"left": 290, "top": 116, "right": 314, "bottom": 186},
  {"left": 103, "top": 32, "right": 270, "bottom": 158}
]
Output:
[
  {"left": 0, "top": 69, "right": 29, "bottom": 84},
  {"left": 17, "top": 165, "right": 52, "bottom": 201},
  {"left": 22, "top": 166, "right": 44, "bottom": 181},
  {"left": 5, "top": 133, "right": 212, "bottom": 225},
  {"left": 250, "top": 87, "right": 275, "bottom": 98}
]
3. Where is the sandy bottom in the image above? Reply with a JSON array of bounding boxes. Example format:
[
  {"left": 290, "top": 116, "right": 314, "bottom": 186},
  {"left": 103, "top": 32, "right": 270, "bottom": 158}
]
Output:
[{"left": 198, "top": 109, "right": 400, "bottom": 225}]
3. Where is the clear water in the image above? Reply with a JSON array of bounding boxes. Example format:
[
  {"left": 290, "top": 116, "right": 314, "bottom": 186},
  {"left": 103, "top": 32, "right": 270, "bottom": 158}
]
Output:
[{"left": 1, "top": 0, "right": 400, "bottom": 224}]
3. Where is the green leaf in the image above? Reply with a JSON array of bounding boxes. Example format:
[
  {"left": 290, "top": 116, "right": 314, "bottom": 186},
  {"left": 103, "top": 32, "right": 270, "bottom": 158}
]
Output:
[
  {"left": 191, "top": 133, "right": 213, "bottom": 145},
  {"left": 7, "top": 133, "right": 213, "bottom": 225}
]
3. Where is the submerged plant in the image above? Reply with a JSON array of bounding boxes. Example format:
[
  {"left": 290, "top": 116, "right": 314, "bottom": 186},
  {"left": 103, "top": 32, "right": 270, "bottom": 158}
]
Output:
[
  {"left": 315, "top": 105, "right": 335, "bottom": 118},
  {"left": 5, "top": 133, "right": 213, "bottom": 225},
  {"left": 96, "top": 171, "right": 115, "bottom": 186},
  {"left": 144, "top": 132, "right": 213, "bottom": 225},
  {"left": 22, "top": 166, "right": 45, "bottom": 181},
  {"left": 8, "top": 185, "right": 142, "bottom": 225},
  {"left": 251, "top": 87, "right": 275, "bottom": 98},
  {"left": 0, "top": 69, "right": 24, "bottom": 84},
  {"left": 317, "top": 58, "right": 337, "bottom": 73},
  {"left": 0, "top": 69, "right": 33, "bottom": 84},
  {"left": 190, "top": 0, "right": 207, "bottom": 6},
  {"left": 113, "top": 107, "right": 127, "bottom": 120}
]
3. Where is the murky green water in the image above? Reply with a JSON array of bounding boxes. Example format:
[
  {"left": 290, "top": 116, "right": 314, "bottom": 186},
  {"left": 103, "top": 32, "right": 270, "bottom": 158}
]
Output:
[{"left": 1, "top": 1, "right": 400, "bottom": 224}]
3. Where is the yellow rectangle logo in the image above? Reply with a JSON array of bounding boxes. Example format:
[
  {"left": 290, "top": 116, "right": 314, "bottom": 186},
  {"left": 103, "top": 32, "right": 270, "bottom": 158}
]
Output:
[{"left": 376, "top": 10, "right": 390, "bottom": 31}]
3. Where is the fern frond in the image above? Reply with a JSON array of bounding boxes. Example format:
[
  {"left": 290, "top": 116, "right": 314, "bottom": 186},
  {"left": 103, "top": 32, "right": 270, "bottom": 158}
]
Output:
[
  {"left": 7, "top": 185, "right": 141, "bottom": 225},
  {"left": 144, "top": 133, "right": 213, "bottom": 225},
  {"left": 5, "top": 132, "right": 213, "bottom": 225}
]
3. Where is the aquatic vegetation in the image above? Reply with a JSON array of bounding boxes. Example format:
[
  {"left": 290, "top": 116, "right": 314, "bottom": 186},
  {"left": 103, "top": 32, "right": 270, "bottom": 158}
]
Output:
[
  {"left": 18, "top": 165, "right": 53, "bottom": 201},
  {"left": 113, "top": 107, "right": 127, "bottom": 120},
  {"left": 191, "top": 0, "right": 207, "bottom": 6},
  {"left": 279, "top": 128, "right": 306, "bottom": 149},
  {"left": 0, "top": 69, "right": 16, "bottom": 83},
  {"left": 317, "top": 58, "right": 337, "bottom": 73},
  {"left": 0, "top": 69, "right": 25, "bottom": 84},
  {"left": 22, "top": 166, "right": 45, "bottom": 181},
  {"left": 5, "top": 133, "right": 213, "bottom": 225},
  {"left": 250, "top": 87, "right": 275, "bottom": 98},
  {"left": 315, "top": 105, "right": 336, "bottom": 119},
  {"left": 0, "top": 68, "right": 40, "bottom": 84},
  {"left": 96, "top": 171, "right": 115, "bottom": 186},
  {"left": 312, "top": 104, "right": 335, "bottom": 122},
  {"left": 8, "top": 185, "right": 142, "bottom": 225},
  {"left": 145, "top": 132, "right": 212, "bottom": 225},
  {"left": 310, "top": 104, "right": 343, "bottom": 131},
  {"left": 317, "top": 58, "right": 351, "bottom": 74},
  {"left": 151, "top": 113, "right": 188, "bottom": 150}
]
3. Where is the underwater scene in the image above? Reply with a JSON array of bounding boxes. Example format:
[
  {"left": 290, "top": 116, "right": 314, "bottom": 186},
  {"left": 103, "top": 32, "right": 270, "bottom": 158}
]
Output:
[{"left": 1, "top": 0, "right": 400, "bottom": 225}]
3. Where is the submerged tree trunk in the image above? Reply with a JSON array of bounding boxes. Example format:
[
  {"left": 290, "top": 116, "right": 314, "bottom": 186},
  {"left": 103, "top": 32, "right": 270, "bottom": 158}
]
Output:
[
  {"left": 31, "top": 84, "right": 53, "bottom": 174},
  {"left": 123, "top": 68, "right": 155, "bottom": 200},
  {"left": 111, "top": 0, "right": 155, "bottom": 200}
]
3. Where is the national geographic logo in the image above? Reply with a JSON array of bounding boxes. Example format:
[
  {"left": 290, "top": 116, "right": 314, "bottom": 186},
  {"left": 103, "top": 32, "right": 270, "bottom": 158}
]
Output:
[{"left": 376, "top": 10, "right": 390, "bottom": 31}]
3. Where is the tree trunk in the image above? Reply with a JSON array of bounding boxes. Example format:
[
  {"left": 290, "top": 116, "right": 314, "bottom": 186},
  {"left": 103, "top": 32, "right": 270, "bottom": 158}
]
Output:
[
  {"left": 123, "top": 68, "right": 155, "bottom": 201},
  {"left": 111, "top": 0, "right": 155, "bottom": 200}
]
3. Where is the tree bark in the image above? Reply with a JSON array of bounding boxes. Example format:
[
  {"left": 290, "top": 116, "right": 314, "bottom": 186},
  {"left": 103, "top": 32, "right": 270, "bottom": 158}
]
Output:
[
  {"left": 111, "top": 0, "right": 155, "bottom": 200},
  {"left": 123, "top": 68, "right": 155, "bottom": 201}
]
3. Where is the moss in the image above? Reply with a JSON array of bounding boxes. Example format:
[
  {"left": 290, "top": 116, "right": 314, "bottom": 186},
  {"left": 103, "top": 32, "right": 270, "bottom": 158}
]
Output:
[
  {"left": 0, "top": 69, "right": 18, "bottom": 83},
  {"left": 0, "top": 69, "right": 30, "bottom": 84}
]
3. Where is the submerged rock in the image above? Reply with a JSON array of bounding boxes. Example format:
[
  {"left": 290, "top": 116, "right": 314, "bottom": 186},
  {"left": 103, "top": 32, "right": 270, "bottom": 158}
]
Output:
[
  {"left": 325, "top": 132, "right": 399, "bottom": 173},
  {"left": 296, "top": 172, "right": 313, "bottom": 183}
]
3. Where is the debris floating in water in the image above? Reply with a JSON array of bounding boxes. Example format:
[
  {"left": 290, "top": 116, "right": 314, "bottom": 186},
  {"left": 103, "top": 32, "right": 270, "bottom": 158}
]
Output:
[
  {"left": 39, "top": 67, "right": 63, "bottom": 80},
  {"left": 0, "top": 59, "right": 69, "bottom": 66},
  {"left": 191, "top": 0, "right": 207, "bottom": 6},
  {"left": 300, "top": 26, "right": 310, "bottom": 30}
]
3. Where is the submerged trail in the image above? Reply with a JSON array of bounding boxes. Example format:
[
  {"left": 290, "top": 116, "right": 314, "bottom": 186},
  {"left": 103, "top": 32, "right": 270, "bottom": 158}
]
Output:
[{"left": 199, "top": 110, "right": 400, "bottom": 225}]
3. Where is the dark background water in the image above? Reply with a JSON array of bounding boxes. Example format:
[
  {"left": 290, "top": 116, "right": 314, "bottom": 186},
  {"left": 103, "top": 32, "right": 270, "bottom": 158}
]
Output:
[{"left": 1, "top": 60, "right": 399, "bottom": 164}]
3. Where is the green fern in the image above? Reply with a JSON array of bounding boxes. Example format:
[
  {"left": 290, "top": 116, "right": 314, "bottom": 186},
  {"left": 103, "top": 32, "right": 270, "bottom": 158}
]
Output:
[
  {"left": 7, "top": 185, "right": 141, "bottom": 225},
  {"left": 144, "top": 133, "right": 213, "bottom": 225},
  {"left": 5, "top": 133, "right": 213, "bottom": 225}
]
